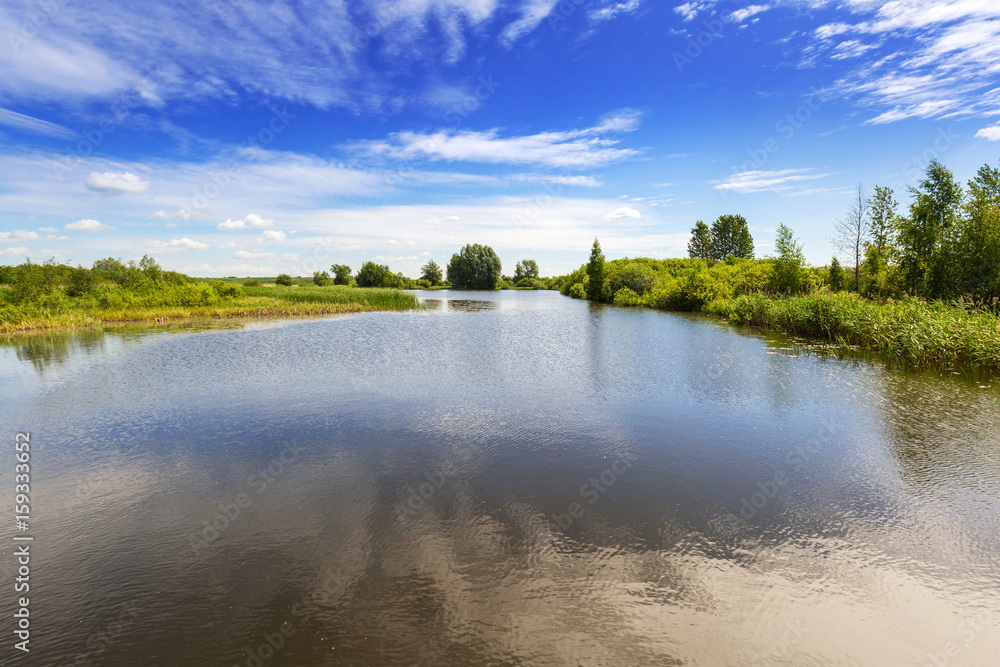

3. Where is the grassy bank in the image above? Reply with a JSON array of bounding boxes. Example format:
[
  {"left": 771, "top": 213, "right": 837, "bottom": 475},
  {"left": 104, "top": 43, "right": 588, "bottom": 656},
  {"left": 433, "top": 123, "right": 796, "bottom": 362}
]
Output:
[
  {"left": 0, "top": 283, "right": 419, "bottom": 333},
  {"left": 704, "top": 291, "right": 1000, "bottom": 373}
]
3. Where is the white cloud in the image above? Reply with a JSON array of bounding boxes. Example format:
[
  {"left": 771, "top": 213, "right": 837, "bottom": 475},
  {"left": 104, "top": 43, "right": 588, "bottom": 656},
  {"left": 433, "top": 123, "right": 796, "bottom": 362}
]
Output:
[
  {"left": 0, "top": 229, "right": 40, "bottom": 242},
  {"left": 39, "top": 227, "right": 58, "bottom": 233},
  {"left": 85, "top": 171, "right": 150, "bottom": 194},
  {"left": 65, "top": 218, "right": 114, "bottom": 231},
  {"left": 1, "top": 246, "right": 29, "bottom": 256},
  {"left": 604, "top": 206, "right": 641, "bottom": 220},
  {"left": 975, "top": 124, "right": 1000, "bottom": 141},
  {"left": 728, "top": 5, "right": 769, "bottom": 24},
  {"left": 234, "top": 250, "right": 275, "bottom": 260},
  {"left": 590, "top": 1, "right": 643, "bottom": 23},
  {"left": 713, "top": 169, "right": 829, "bottom": 193},
  {"left": 218, "top": 213, "right": 274, "bottom": 230},
  {"left": 155, "top": 209, "right": 192, "bottom": 220},
  {"left": 260, "top": 230, "right": 286, "bottom": 242},
  {"left": 355, "top": 112, "right": 641, "bottom": 168},
  {"left": 0, "top": 108, "right": 77, "bottom": 139},
  {"left": 501, "top": 0, "right": 561, "bottom": 46},
  {"left": 145, "top": 238, "right": 209, "bottom": 253}
]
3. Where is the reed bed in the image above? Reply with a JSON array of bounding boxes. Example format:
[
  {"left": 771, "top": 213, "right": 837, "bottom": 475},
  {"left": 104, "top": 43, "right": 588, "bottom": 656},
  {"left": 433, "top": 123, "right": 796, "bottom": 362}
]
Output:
[
  {"left": 0, "top": 285, "right": 419, "bottom": 333},
  {"left": 705, "top": 291, "right": 1000, "bottom": 373}
]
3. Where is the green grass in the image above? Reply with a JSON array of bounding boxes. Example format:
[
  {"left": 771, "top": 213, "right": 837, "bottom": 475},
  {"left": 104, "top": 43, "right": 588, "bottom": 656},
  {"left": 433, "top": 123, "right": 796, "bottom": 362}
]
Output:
[
  {"left": 704, "top": 291, "right": 1000, "bottom": 374},
  {"left": 0, "top": 284, "right": 418, "bottom": 333}
]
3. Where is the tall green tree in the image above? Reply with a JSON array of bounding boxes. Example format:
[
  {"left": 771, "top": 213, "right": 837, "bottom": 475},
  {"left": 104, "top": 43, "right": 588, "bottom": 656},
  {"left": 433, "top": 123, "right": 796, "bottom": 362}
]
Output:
[
  {"left": 420, "top": 260, "right": 443, "bottom": 286},
  {"left": 710, "top": 214, "right": 754, "bottom": 260},
  {"left": 957, "top": 162, "right": 1000, "bottom": 298},
  {"left": 770, "top": 223, "right": 805, "bottom": 293},
  {"left": 829, "top": 257, "right": 844, "bottom": 292},
  {"left": 446, "top": 244, "right": 502, "bottom": 289},
  {"left": 356, "top": 261, "right": 391, "bottom": 287},
  {"left": 514, "top": 259, "right": 539, "bottom": 282},
  {"left": 313, "top": 270, "right": 331, "bottom": 286},
  {"left": 864, "top": 186, "right": 899, "bottom": 296},
  {"left": 687, "top": 221, "right": 714, "bottom": 260},
  {"left": 585, "top": 238, "right": 606, "bottom": 301},
  {"left": 898, "top": 160, "right": 963, "bottom": 297},
  {"left": 330, "top": 264, "right": 352, "bottom": 285}
]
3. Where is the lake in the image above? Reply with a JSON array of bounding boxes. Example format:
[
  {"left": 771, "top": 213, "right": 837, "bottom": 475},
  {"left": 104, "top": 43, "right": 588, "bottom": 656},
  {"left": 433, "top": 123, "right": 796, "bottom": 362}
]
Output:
[{"left": 2, "top": 289, "right": 998, "bottom": 665}]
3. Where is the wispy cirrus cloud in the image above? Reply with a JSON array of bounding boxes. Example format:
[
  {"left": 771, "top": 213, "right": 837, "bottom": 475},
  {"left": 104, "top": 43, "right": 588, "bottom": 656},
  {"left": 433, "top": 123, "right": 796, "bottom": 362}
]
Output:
[
  {"left": 712, "top": 169, "right": 829, "bottom": 194},
  {"left": 813, "top": 0, "right": 1000, "bottom": 124},
  {"left": 0, "top": 108, "right": 78, "bottom": 139},
  {"left": 354, "top": 112, "right": 641, "bottom": 169}
]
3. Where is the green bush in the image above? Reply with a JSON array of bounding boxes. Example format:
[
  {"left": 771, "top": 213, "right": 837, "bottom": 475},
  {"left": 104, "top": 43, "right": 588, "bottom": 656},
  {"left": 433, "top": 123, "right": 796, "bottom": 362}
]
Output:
[
  {"left": 606, "top": 261, "right": 656, "bottom": 297},
  {"left": 243, "top": 278, "right": 261, "bottom": 287},
  {"left": 275, "top": 274, "right": 294, "bottom": 286},
  {"left": 568, "top": 283, "right": 586, "bottom": 299},
  {"left": 313, "top": 271, "right": 331, "bottom": 286}
]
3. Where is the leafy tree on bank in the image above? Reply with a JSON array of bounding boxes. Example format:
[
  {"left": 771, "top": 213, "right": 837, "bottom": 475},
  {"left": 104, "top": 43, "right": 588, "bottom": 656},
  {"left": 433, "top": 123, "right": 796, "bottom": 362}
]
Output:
[
  {"left": 899, "top": 159, "right": 963, "bottom": 297},
  {"left": 275, "top": 273, "right": 294, "bottom": 286},
  {"left": 957, "top": 162, "right": 1000, "bottom": 298},
  {"left": 864, "top": 186, "right": 899, "bottom": 296},
  {"left": 446, "top": 244, "right": 502, "bottom": 289},
  {"left": 330, "top": 264, "right": 352, "bottom": 285},
  {"left": 687, "top": 221, "right": 713, "bottom": 260},
  {"left": 833, "top": 182, "right": 869, "bottom": 291},
  {"left": 356, "top": 261, "right": 392, "bottom": 287},
  {"left": 585, "top": 238, "right": 606, "bottom": 300},
  {"left": 514, "top": 259, "right": 539, "bottom": 283},
  {"left": 313, "top": 271, "right": 331, "bottom": 286},
  {"left": 770, "top": 223, "right": 805, "bottom": 293},
  {"left": 829, "top": 257, "right": 844, "bottom": 292},
  {"left": 420, "top": 260, "right": 443, "bottom": 286},
  {"left": 710, "top": 214, "right": 754, "bottom": 260}
]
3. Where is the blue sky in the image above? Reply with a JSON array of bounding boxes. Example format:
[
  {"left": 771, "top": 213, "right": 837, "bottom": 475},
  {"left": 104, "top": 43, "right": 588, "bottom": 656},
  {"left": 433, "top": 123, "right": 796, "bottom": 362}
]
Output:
[{"left": 1, "top": 0, "right": 999, "bottom": 277}]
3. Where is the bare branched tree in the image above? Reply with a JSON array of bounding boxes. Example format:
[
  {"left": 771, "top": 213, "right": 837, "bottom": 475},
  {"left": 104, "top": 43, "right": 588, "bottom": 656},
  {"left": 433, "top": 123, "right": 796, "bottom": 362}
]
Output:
[{"left": 833, "top": 182, "right": 869, "bottom": 291}]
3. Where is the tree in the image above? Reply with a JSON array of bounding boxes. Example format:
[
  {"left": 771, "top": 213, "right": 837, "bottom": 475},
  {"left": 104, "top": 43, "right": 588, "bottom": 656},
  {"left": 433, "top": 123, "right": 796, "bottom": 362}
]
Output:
[
  {"left": 864, "top": 186, "right": 899, "bottom": 296},
  {"left": 898, "top": 160, "right": 963, "bottom": 297},
  {"left": 687, "top": 221, "right": 714, "bottom": 260},
  {"left": 313, "top": 270, "right": 331, "bottom": 286},
  {"left": 770, "top": 223, "right": 805, "bottom": 293},
  {"left": 514, "top": 259, "right": 539, "bottom": 283},
  {"left": 710, "top": 214, "right": 754, "bottom": 260},
  {"left": 356, "top": 261, "right": 392, "bottom": 287},
  {"left": 829, "top": 257, "right": 844, "bottom": 291},
  {"left": 446, "top": 244, "right": 502, "bottom": 289},
  {"left": 956, "top": 162, "right": 1000, "bottom": 298},
  {"left": 275, "top": 273, "right": 294, "bottom": 286},
  {"left": 833, "top": 182, "right": 869, "bottom": 291},
  {"left": 330, "top": 264, "right": 352, "bottom": 285},
  {"left": 420, "top": 260, "right": 443, "bottom": 286},
  {"left": 585, "top": 238, "right": 606, "bottom": 300}
]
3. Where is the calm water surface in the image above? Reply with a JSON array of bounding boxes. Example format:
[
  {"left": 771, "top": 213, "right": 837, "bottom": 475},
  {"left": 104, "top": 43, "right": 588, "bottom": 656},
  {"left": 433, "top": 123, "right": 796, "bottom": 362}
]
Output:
[{"left": 1, "top": 290, "right": 998, "bottom": 665}]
